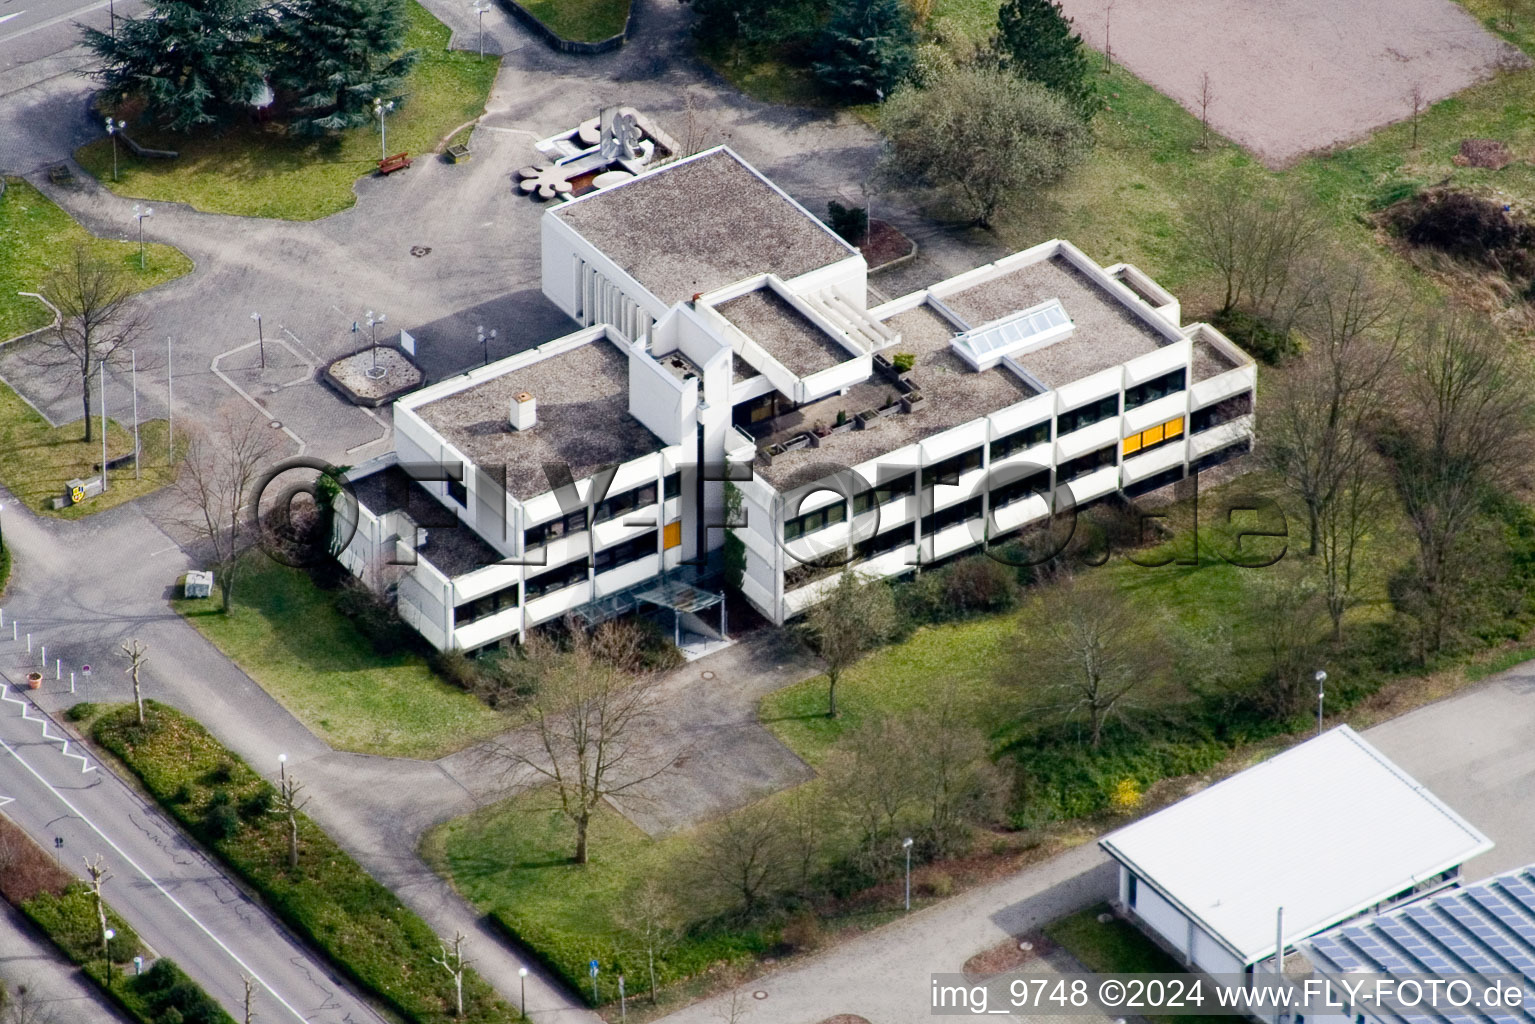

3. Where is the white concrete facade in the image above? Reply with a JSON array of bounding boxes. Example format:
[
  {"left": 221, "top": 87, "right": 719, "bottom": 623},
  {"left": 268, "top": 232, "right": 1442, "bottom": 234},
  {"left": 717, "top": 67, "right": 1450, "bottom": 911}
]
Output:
[{"left": 339, "top": 149, "right": 1257, "bottom": 650}]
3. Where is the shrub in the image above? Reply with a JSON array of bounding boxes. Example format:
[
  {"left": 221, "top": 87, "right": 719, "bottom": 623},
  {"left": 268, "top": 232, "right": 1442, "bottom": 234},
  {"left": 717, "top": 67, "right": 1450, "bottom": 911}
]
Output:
[
  {"left": 1389, "top": 189, "right": 1535, "bottom": 282},
  {"left": 239, "top": 786, "right": 276, "bottom": 820},
  {"left": 1209, "top": 308, "right": 1299, "bottom": 365},
  {"left": 202, "top": 796, "right": 241, "bottom": 841},
  {"left": 826, "top": 200, "right": 869, "bottom": 245},
  {"left": 890, "top": 351, "right": 915, "bottom": 373},
  {"left": 65, "top": 702, "right": 98, "bottom": 722},
  {"left": 779, "top": 911, "right": 824, "bottom": 953},
  {"left": 941, "top": 556, "right": 1020, "bottom": 615}
]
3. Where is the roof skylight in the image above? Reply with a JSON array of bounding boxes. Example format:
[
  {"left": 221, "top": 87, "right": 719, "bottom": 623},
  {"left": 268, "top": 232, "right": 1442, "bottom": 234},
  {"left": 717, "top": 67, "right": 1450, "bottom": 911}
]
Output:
[{"left": 951, "top": 298, "right": 1072, "bottom": 370}]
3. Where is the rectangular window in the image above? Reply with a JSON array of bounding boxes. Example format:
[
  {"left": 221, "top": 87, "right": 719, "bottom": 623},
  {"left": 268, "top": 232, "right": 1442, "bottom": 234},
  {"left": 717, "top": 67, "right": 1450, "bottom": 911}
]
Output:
[
  {"left": 453, "top": 582, "right": 520, "bottom": 627},
  {"left": 854, "top": 524, "right": 913, "bottom": 561},
  {"left": 663, "top": 471, "right": 682, "bottom": 500},
  {"left": 927, "top": 448, "right": 983, "bottom": 487},
  {"left": 524, "top": 557, "right": 590, "bottom": 600},
  {"left": 595, "top": 532, "right": 658, "bottom": 573},
  {"left": 992, "top": 469, "right": 1051, "bottom": 509},
  {"left": 1122, "top": 416, "right": 1185, "bottom": 458},
  {"left": 1190, "top": 391, "right": 1253, "bottom": 434},
  {"left": 921, "top": 496, "right": 983, "bottom": 536},
  {"left": 1058, "top": 394, "right": 1120, "bottom": 435},
  {"left": 784, "top": 501, "right": 847, "bottom": 542},
  {"left": 990, "top": 421, "right": 1051, "bottom": 461},
  {"left": 593, "top": 482, "right": 658, "bottom": 525},
  {"left": 1191, "top": 438, "right": 1252, "bottom": 474},
  {"left": 1059, "top": 444, "right": 1116, "bottom": 482},
  {"left": 446, "top": 477, "right": 468, "bottom": 507},
  {"left": 1128, "top": 874, "right": 1138, "bottom": 908},
  {"left": 524, "top": 508, "right": 589, "bottom": 549},
  {"left": 852, "top": 472, "right": 917, "bottom": 516},
  {"left": 1124, "top": 368, "right": 1186, "bottom": 411}
]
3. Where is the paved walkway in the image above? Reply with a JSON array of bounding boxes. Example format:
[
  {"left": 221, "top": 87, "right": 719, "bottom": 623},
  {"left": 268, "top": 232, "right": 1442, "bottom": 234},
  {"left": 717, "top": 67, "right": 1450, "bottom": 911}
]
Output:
[{"left": 0, "top": 900, "right": 121, "bottom": 1024}]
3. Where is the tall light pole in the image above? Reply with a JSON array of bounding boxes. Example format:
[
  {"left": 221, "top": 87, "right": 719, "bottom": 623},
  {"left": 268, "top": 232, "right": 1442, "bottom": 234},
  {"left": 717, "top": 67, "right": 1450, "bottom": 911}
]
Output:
[
  {"left": 368, "top": 311, "right": 386, "bottom": 369},
  {"left": 471, "top": 0, "right": 490, "bottom": 59},
  {"left": 279, "top": 753, "right": 287, "bottom": 788},
  {"left": 103, "top": 927, "right": 116, "bottom": 987},
  {"left": 166, "top": 336, "right": 173, "bottom": 464},
  {"left": 105, "top": 118, "right": 126, "bottom": 182},
  {"left": 100, "top": 360, "right": 109, "bottom": 492},
  {"left": 902, "top": 836, "right": 914, "bottom": 912},
  {"left": 1314, "top": 670, "right": 1327, "bottom": 737},
  {"left": 373, "top": 99, "right": 395, "bottom": 161},
  {"left": 130, "top": 204, "right": 153, "bottom": 270},
  {"left": 130, "top": 349, "right": 140, "bottom": 480},
  {"left": 251, "top": 312, "right": 265, "bottom": 369},
  {"left": 518, "top": 966, "right": 528, "bottom": 1016}
]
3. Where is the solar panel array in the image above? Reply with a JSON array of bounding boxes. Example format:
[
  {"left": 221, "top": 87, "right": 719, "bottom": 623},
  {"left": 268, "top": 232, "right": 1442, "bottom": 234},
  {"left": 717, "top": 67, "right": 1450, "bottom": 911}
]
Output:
[
  {"left": 953, "top": 299, "right": 1070, "bottom": 366},
  {"left": 1300, "top": 867, "right": 1535, "bottom": 1024}
]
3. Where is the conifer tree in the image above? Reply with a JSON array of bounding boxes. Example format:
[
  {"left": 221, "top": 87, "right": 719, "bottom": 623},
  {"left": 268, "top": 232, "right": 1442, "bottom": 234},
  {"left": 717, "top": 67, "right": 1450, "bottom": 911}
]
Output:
[
  {"left": 814, "top": 0, "right": 917, "bottom": 101},
  {"left": 268, "top": 0, "right": 418, "bottom": 134},
  {"left": 993, "top": 0, "right": 1097, "bottom": 115},
  {"left": 83, "top": 0, "right": 269, "bottom": 132}
]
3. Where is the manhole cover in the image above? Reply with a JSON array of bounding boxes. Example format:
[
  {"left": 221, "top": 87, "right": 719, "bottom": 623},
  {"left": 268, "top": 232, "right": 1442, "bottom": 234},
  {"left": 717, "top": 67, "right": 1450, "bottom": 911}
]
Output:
[
  {"left": 701, "top": 670, "right": 716, "bottom": 681},
  {"left": 410, "top": 245, "right": 432, "bottom": 257},
  {"left": 267, "top": 385, "right": 280, "bottom": 394},
  {"left": 752, "top": 991, "right": 768, "bottom": 1000},
  {"left": 269, "top": 420, "right": 282, "bottom": 429}
]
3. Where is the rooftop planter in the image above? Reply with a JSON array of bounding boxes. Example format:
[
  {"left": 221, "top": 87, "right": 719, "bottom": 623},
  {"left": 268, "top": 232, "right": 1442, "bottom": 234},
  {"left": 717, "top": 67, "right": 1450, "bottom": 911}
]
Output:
[{"left": 900, "top": 390, "right": 926, "bottom": 413}]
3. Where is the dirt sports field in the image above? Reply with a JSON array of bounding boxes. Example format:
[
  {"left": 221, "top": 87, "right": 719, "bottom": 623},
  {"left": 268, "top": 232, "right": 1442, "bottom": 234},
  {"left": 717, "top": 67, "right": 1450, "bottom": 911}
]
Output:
[{"left": 1058, "top": 0, "right": 1528, "bottom": 166}]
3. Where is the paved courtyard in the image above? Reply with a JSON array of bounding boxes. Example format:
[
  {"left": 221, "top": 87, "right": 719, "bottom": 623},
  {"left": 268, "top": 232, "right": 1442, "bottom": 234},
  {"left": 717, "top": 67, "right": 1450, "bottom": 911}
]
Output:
[{"left": 1059, "top": 0, "right": 1528, "bottom": 166}]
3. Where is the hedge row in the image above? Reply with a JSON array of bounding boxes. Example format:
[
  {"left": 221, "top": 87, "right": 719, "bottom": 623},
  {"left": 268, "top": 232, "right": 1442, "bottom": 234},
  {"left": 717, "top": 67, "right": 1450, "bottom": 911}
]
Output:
[
  {"left": 91, "top": 702, "right": 523, "bottom": 1024},
  {"left": 0, "top": 813, "right": 235, "bottom": 1024}
]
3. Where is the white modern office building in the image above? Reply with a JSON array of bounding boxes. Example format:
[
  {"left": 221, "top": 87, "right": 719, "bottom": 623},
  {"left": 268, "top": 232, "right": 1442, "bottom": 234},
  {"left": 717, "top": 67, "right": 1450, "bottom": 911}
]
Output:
[{"left": 337, "top": 146, "right": 1257, "bottom": 651}]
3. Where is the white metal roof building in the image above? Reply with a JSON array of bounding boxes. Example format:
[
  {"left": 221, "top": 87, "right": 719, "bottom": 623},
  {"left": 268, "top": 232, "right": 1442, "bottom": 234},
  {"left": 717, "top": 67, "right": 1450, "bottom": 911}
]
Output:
[
  {"left": 1302, "top": 864, "right": 1535, "bottom": 1024},
  {"left": 1100, "top": 726, "right": 1493, "bottom": 976}
]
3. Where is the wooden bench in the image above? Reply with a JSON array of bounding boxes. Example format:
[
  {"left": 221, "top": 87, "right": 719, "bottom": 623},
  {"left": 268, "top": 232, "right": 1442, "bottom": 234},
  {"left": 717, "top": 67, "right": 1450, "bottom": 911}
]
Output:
[{"left": 377, "top": 152, "right": 412, "bottom": 175}]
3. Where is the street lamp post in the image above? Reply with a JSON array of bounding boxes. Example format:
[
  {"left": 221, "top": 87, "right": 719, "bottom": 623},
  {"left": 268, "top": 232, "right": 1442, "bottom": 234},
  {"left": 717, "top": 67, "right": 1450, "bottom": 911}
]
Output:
[
  {"left": 105, "top": 118, "right": 126, "bottom": 182},
  {"left": 278, "top": 753, "right": 287, "bottom": 788},
  {"left": 373, "top": 99, "right": 395, "bottom": 162},
  {"left": 103, "top": 927, "right": 116, "bottom": 987},
  {"left": 368, "top": 312, "right": 386, "bottom": 369},
  {"left": 109, "top": 0, "right": 116, "bottom": 37},
  {"left": 478, "top": 325, "right": 497, "bottom": 366},
  {"left": 471, "top": 0, "right": 490, "bottom": 59},
  {"left": 251, "top": 312, "right": 265, "bottom": 369},
  {"left": 130, "top": 204, "right": 153, "bottom": 270},
  {"left": 902, "top": 836, "right": 914, "bottom": 912},
  {"left": 518, "top": 967, "right": 528, "bottom": 1016},
  {"left": 1314, "top": 670, "right": 1327, "bottom": 737},
  {"left": 131, "top": 349, "right": 140, "bottom": 480}
]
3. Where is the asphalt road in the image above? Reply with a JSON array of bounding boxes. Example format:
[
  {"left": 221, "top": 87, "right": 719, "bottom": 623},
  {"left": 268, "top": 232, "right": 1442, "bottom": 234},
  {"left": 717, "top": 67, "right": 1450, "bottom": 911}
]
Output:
[
  {"left": 0, "top": 679, "right": 389, "bottom": 1024},
  {"left": 0, "top": 0, "right": 112, "bottom": 44}
]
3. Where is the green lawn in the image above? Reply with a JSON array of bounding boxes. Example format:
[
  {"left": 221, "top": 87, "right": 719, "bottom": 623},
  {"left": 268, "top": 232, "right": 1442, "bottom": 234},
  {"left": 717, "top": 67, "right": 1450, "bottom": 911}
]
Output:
[
  {"left": 173, "top": 556, "right": 509, "bottom": 758},
  {"left": 1046, "top": 906, "right": 1229, "bottom": 1024},
  {"left": 520, "top": 0, "right": 630, "bottom": 42},
  {"left": 0, "top": 177, "right": 192, "bottom": 341},
  {"left": 422, "top": 789, "right": 773, "bottom": 1007},
  {"left": 0, "top": 382, "right": 183, "bottom": 519},
  {"left": 74, "top": 2, "right": 498, "bottom": 220}
]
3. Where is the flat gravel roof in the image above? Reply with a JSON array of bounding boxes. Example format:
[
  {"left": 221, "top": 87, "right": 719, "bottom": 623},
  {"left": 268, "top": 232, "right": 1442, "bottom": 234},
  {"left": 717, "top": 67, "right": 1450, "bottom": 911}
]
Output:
[
  {"left": 553, "top": 149, "right": 856, "bottom": 307},
  {"left": 415, "top": 339, "right": 662, "bottom": 501},
  {"left": 717, "top": 288, "right": 853, "bottom": 377}
]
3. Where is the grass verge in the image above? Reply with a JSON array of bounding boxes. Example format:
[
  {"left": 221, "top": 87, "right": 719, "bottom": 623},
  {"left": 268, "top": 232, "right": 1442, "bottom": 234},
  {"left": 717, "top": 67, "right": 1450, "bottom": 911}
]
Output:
[
  {"left": 0, "top": 177, "right": 192, "bottom": 341},
  {"left": 172, "top": 556, "right": 509, "bottom": 759},
  {"left": 74, "top": 2, "right": 498, "bottom": 220},
  {"left": 0, "top": 814, "right": 236, "bottom": 1024},
  {"left": 518, "top": 0, "right": 630, "bottom": 41},
  {"left": 91, "top": 702, "right": 524, "bottom": 1024},
  {"left": 421, "top": 789, "right": 773, "bottom": 1007},
  {"left": 1047, "top": 905, "right": 1228, "bottom": 1024},
  {"left": 0, "top": 390, "right": 182, "bottom": 519}
]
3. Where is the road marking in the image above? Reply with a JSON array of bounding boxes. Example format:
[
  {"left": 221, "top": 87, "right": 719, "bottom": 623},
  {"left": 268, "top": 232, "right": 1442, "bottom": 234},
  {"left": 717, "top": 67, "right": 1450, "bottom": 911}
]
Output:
[
  {"left": 0, "top": 732, "right": 315, "bottom": 1024},
  {"left": 0, "top": 12, "right": 26, "bottom": 27}
]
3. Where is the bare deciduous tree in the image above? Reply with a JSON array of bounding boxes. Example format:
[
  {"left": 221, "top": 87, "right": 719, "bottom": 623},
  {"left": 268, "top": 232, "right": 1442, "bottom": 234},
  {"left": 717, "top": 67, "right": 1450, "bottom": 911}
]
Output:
[
  {"left": 1316, "top": 446, "right": 1389, "bottom": 642},
  {"left": 484, "top": 622, "right": 678, "bottom": 864},
  {"left": 27, "top": 247, "right": 150, "bottom": 442},
  {"left": 120, "top": 638, "right": 149, "bottom": 725},
  {"left": 1010, "top": 575, "right": 1170, "bottom": 747},
  {"left": 1378, "top": 312, "right": 1535, "bottom": 657},
  {"left": 1, "top": 983, "right": 59, "bottom": 1024},
  {"left": 803, "top": 569, "right": 899, "bottom": 717},
  {"left": 1186, "top": 171, "right": 1326, "bottom": 328},
  {"left": 1247, "top": 564, "right": 1326, "bottom": 716},
  {"left": 273, "top": 772, "right": 310, "bottom": 869},
  {"left": 695, "top": 798, "right": 793, "bottom": 918},
  {"left": 1104, "top": 0, "right": 1117, "bottom": 70},
  {"left": 622, "top": 880, "right": 679, "bottom": 1003},
  {"left": 171, "top": 403, "right": 286, "bottom": 611},
  {"left": 1197, "top": 70, "right": 1214, "bottom": 149},
  {"left": 1409, "top": 81, "right": 1424, "bottom": 150},
  {"left": 1262, "top": 262, "right": 1404, "bottom": 558},
  {"left": 85, "top": 855, "right": 113, "bottom": 985},
  {"left": 431, "top": 931, "right": 473, "bottom": 1018}
]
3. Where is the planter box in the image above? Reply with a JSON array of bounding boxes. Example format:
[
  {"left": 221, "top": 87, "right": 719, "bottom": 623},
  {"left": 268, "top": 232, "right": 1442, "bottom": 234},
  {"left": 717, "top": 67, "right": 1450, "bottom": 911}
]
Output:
[
  {"left": 446, "top": 144, "right": 471, "bottom": 163},
  {"left": 855, "top": 409, "right": 880, "bottom": 430},
  {"left": 901, "top": 390, "right": 926, "bottom": 413}
]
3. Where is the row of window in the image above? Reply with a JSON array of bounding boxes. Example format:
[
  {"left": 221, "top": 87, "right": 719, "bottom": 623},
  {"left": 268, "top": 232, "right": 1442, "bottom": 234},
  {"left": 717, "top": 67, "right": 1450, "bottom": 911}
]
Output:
[
  {"left": 1058, "top": 393, "right": 1120, "bottom": 435},
  {"left": 454, "top": 582, "right": 519, "bottom": 626},
  {"left": 524, "top": 473, "right": 682, "bottom": 548},
  {"left": 1122, "top": 415, "right": 1184, "bottom": 457},
  {"left": 991, "top": 421, "right": 1051, "bottom": 461},
  {"left": 524, "top": 556, "right": 590, "bottom": 600},
  {"left": 1191, "top": 391, "right": 1252, "bottom": 434},
  {"left": 594, "top": 531, "right": 659, "bottom": 573},
  {"left": 852, "top": 473, "right": 917, "bottom": 516},
  {"left": 1124, "top": 368, "right": 1186, "bottom": 412}
]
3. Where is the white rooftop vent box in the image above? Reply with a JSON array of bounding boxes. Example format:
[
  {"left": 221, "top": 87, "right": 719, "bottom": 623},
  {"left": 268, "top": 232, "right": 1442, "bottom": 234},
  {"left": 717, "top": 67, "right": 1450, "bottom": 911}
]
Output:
[
  {"left": 951, "top": 298, "right": 1073, "bottom": 371},
  {"left": 510, "top": 391, "right": 537, "bottom": 431}
]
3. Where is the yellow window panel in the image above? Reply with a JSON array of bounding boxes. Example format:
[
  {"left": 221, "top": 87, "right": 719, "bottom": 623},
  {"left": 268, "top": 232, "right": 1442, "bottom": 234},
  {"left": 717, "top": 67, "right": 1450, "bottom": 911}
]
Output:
[
  {"left": 663, "top": 520, "right": 683, "bottom": 549},
  {"left": 1164, "top": 417, "right": 1184, "bottom": 438},
  {"left": 1123, "top": 434, "right": 1142, "bottom": 455},
  {"left": 1143, "top": 423, "right": 1164, "bottom": 445}
]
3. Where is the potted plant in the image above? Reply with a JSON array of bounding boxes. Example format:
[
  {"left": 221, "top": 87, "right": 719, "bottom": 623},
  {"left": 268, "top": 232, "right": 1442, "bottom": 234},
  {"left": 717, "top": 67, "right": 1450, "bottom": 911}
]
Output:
[{"left": 26, "top": 672, "right": 43, "bottom": 690}]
